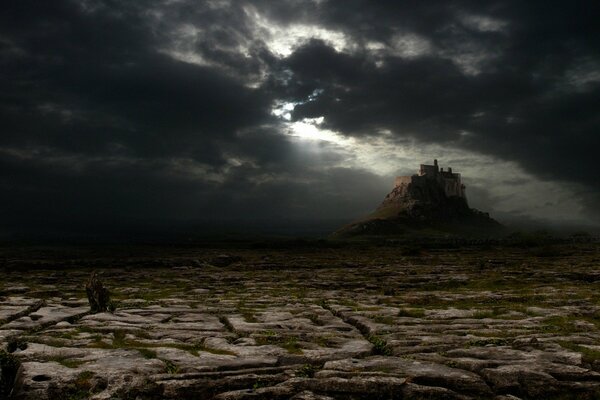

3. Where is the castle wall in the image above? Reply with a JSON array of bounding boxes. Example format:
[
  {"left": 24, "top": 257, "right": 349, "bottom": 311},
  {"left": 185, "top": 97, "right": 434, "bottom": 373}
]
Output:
[
  {"left": 394, "top": 176, "right": 413, "bottom": 187},
  {"left": 443, "top": 178, "right": 462, "bottom": 197},
  {"left": 419, "top": 164, "right": 438, "bottom": 176},
  {"left": 396, "top": 161, "right": 466, "bottom": 199}
]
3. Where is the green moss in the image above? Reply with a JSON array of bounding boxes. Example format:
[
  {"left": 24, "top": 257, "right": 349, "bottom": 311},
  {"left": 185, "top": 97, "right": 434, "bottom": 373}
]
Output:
[{"left": 397, "top": 308, "right": 426, "bottom": 318}]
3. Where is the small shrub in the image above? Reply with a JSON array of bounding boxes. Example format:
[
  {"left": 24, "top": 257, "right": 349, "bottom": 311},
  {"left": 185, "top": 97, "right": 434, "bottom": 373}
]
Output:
[
  {"left": 367, "top": 335, "right": 392, "bottom": 356},
  {"left": 296, "top": 363, "right": 320, "bottom": 378},
  {"left": 162, "top": 359, "right": 179, "bottom": 374}
]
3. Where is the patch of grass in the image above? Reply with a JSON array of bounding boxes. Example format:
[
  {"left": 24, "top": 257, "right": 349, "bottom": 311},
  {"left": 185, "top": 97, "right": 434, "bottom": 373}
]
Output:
[
  {"left": 138, "top": 348, "right": 157, "bottom": 359},
  {"left": 466, "top": 338, "right": 511, "bottom": 347},
  {"left": 296, "top": 363, "right": 320, "bottom": 378},
  {"left": 112, "top": 329, "right": 127, "bottom": 346},
  {"left": 335, "top": 298, "right": 358, "bottom": 308},
  {"left": 254, "top": 333, "right": 303, "bottom": 354},
  {"left": 316, "top": 299, "right": 329, "bottom": 309},
  {"left": 161, "top": 359, "right": 179, "bottom": 374},
  {"left": 541, "top": 316, "right": 583, "bottom": 335},
  {"left": 367, "top": 334, "right": 392, "bottom": 356},
  {"left": 55, "top": 330, "right": 80, "bottom": 340},
  {"left": 314, "top": 335, "right": 337, "bottom": 348},
  {"left": 470, "top": 330, "right": 515, "bottom": 338},
  {"left": 472, "top": 310, "right": 496, "bottom": 319},
  {"left": 252, "top": 380, "right": 268, "bottom": 390},
  {"left": 290, "top": 287, "right": 308, "bottom": 299},
  {"left": 558, "top": 341, "right": 600, "bottom": 364},
  {"left": 397, "top": 308, "right": 426, "bottom": 318},
  {"left": 373, "top": 315, "right": 396, "bottom": 325},
  {"left": 193, "top": 343, "right": 236, "bottom": 356},
  {"left": 58, "top": 358, "right": 86, "bottom": 368},
  {"left": 241, "top": 311, "right": 257, "bottom": 323},
  {"left": 135, "top": 288, "right": 179, "bottom": 303},
  {"left": 76, "top": 371, "right": 94, "bottom": 381},
  {"left": 306, "top": 313, "right": 324, "bottom": 326},
  {"left": 282, "top": 337, "right": 302, "bottom": 354},
  {"left": 87, "top": 331, "right": 236, "bottom": 356}
]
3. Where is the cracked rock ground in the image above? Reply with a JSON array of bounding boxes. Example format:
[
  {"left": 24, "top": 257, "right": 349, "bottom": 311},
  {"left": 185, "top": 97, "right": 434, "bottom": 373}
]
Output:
[{"left": 1, "top": 242, "right": 600, "bottom": 399}]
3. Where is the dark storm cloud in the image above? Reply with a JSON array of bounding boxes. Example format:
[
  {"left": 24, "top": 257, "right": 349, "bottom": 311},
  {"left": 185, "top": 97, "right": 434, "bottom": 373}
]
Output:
[
  {"left": 0, "top": 0, "right": 599, "bottom": 234},
  {"left": 280, "top": 2, "right": 600, "bottom": 188},
  {"left": 269, "top": 1, "right": 600, "bottom": 222},
  {"left": 0, "top": 1, "right": 270, "bottom": 161}
]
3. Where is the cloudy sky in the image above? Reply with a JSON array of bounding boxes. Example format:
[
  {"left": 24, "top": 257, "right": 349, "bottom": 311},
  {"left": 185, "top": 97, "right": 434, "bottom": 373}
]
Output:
[{"left": 1, "top": 0, "right": 599, "bottom": 235}]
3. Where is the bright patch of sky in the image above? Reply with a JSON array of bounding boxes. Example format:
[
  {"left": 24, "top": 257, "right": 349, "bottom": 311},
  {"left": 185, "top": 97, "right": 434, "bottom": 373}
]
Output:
[
  {"left": 271, "top": 96, "right": 587, "bottom": 223},
  {"left": 366, "top": 33, "right": 432, "bottom": 68},
  {"left": 159, "top": 4, "right": 588, "bottom": 224},
  {"left": 287, "top": 118, "right": 354, "bottom": 147},
  {"left": 160, "top": 24, "right": 212, "bottom": 66},
  {"left": 245, "top": 6, "right": 352, "bottom": 57},
  {"left": 390, "top": 33, "right": 432, "bottom": 58}
]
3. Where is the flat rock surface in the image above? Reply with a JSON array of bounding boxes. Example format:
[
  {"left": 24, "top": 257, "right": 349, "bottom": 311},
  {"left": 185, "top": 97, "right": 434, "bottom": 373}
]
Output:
[{"left": 1, "top": 242, "right": 600, "bottom": 399}]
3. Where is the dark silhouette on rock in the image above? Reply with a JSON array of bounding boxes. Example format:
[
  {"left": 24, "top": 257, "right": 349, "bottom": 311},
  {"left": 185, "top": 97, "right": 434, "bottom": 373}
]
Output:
[
  {"left": 85, "top": 271, "right": 112, "bottom": 313},
  {"left": 335, "top": 159, "right": 503, "bottom": 237},
  {"left": 0, "top": 350, "right": 21, "bottom": 398}
]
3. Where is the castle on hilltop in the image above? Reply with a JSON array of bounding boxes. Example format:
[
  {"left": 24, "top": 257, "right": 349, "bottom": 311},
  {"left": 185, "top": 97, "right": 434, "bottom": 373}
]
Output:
[
  {"left": 394, "top": 159, "right": 466, "bottom": 199},
  {"left": 335, "top": 159, "right": 501, "bottom": 236}
]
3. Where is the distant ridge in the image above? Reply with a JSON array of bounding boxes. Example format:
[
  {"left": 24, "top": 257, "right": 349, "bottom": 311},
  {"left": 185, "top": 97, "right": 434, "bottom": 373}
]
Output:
[{"left": 334, "top": 159, "right": 502, "bottom": 237}]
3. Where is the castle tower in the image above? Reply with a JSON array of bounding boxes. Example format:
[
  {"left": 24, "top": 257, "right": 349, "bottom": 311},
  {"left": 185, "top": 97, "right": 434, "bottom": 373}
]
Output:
[{"left": 419, "top": 159, "right": 439, "bottom": 176}]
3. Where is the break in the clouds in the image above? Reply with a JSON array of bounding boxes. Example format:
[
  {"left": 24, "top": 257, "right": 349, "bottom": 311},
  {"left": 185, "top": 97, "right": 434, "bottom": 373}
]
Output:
[{"left": 1, "top": 0, "right": 599, "bottom": 234}]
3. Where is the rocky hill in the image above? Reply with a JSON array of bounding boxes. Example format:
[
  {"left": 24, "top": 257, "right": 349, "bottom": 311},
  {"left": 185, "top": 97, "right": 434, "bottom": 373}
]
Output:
[{"left": 335, "top": 160, "right": 502, "bottom": 237}]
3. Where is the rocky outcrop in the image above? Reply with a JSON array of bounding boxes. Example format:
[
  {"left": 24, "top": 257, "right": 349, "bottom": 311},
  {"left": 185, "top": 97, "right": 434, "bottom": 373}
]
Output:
[
  {"left": 379, "top": 176, "right": 500, "bottom": 224},
  {"left": 85, "top": 271, "right": 112, "bottom": 313},
  {"left": 4, "top": 243, "right": 600, "bottom": 399},
  {"left": 335, "top": 168, "right": 502, "bottom": 237}
]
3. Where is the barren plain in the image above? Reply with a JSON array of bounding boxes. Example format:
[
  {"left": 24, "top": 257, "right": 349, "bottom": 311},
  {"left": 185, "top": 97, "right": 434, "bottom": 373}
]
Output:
[{"left": 1, "top": 241, "right": 600, "bottom": 399}]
